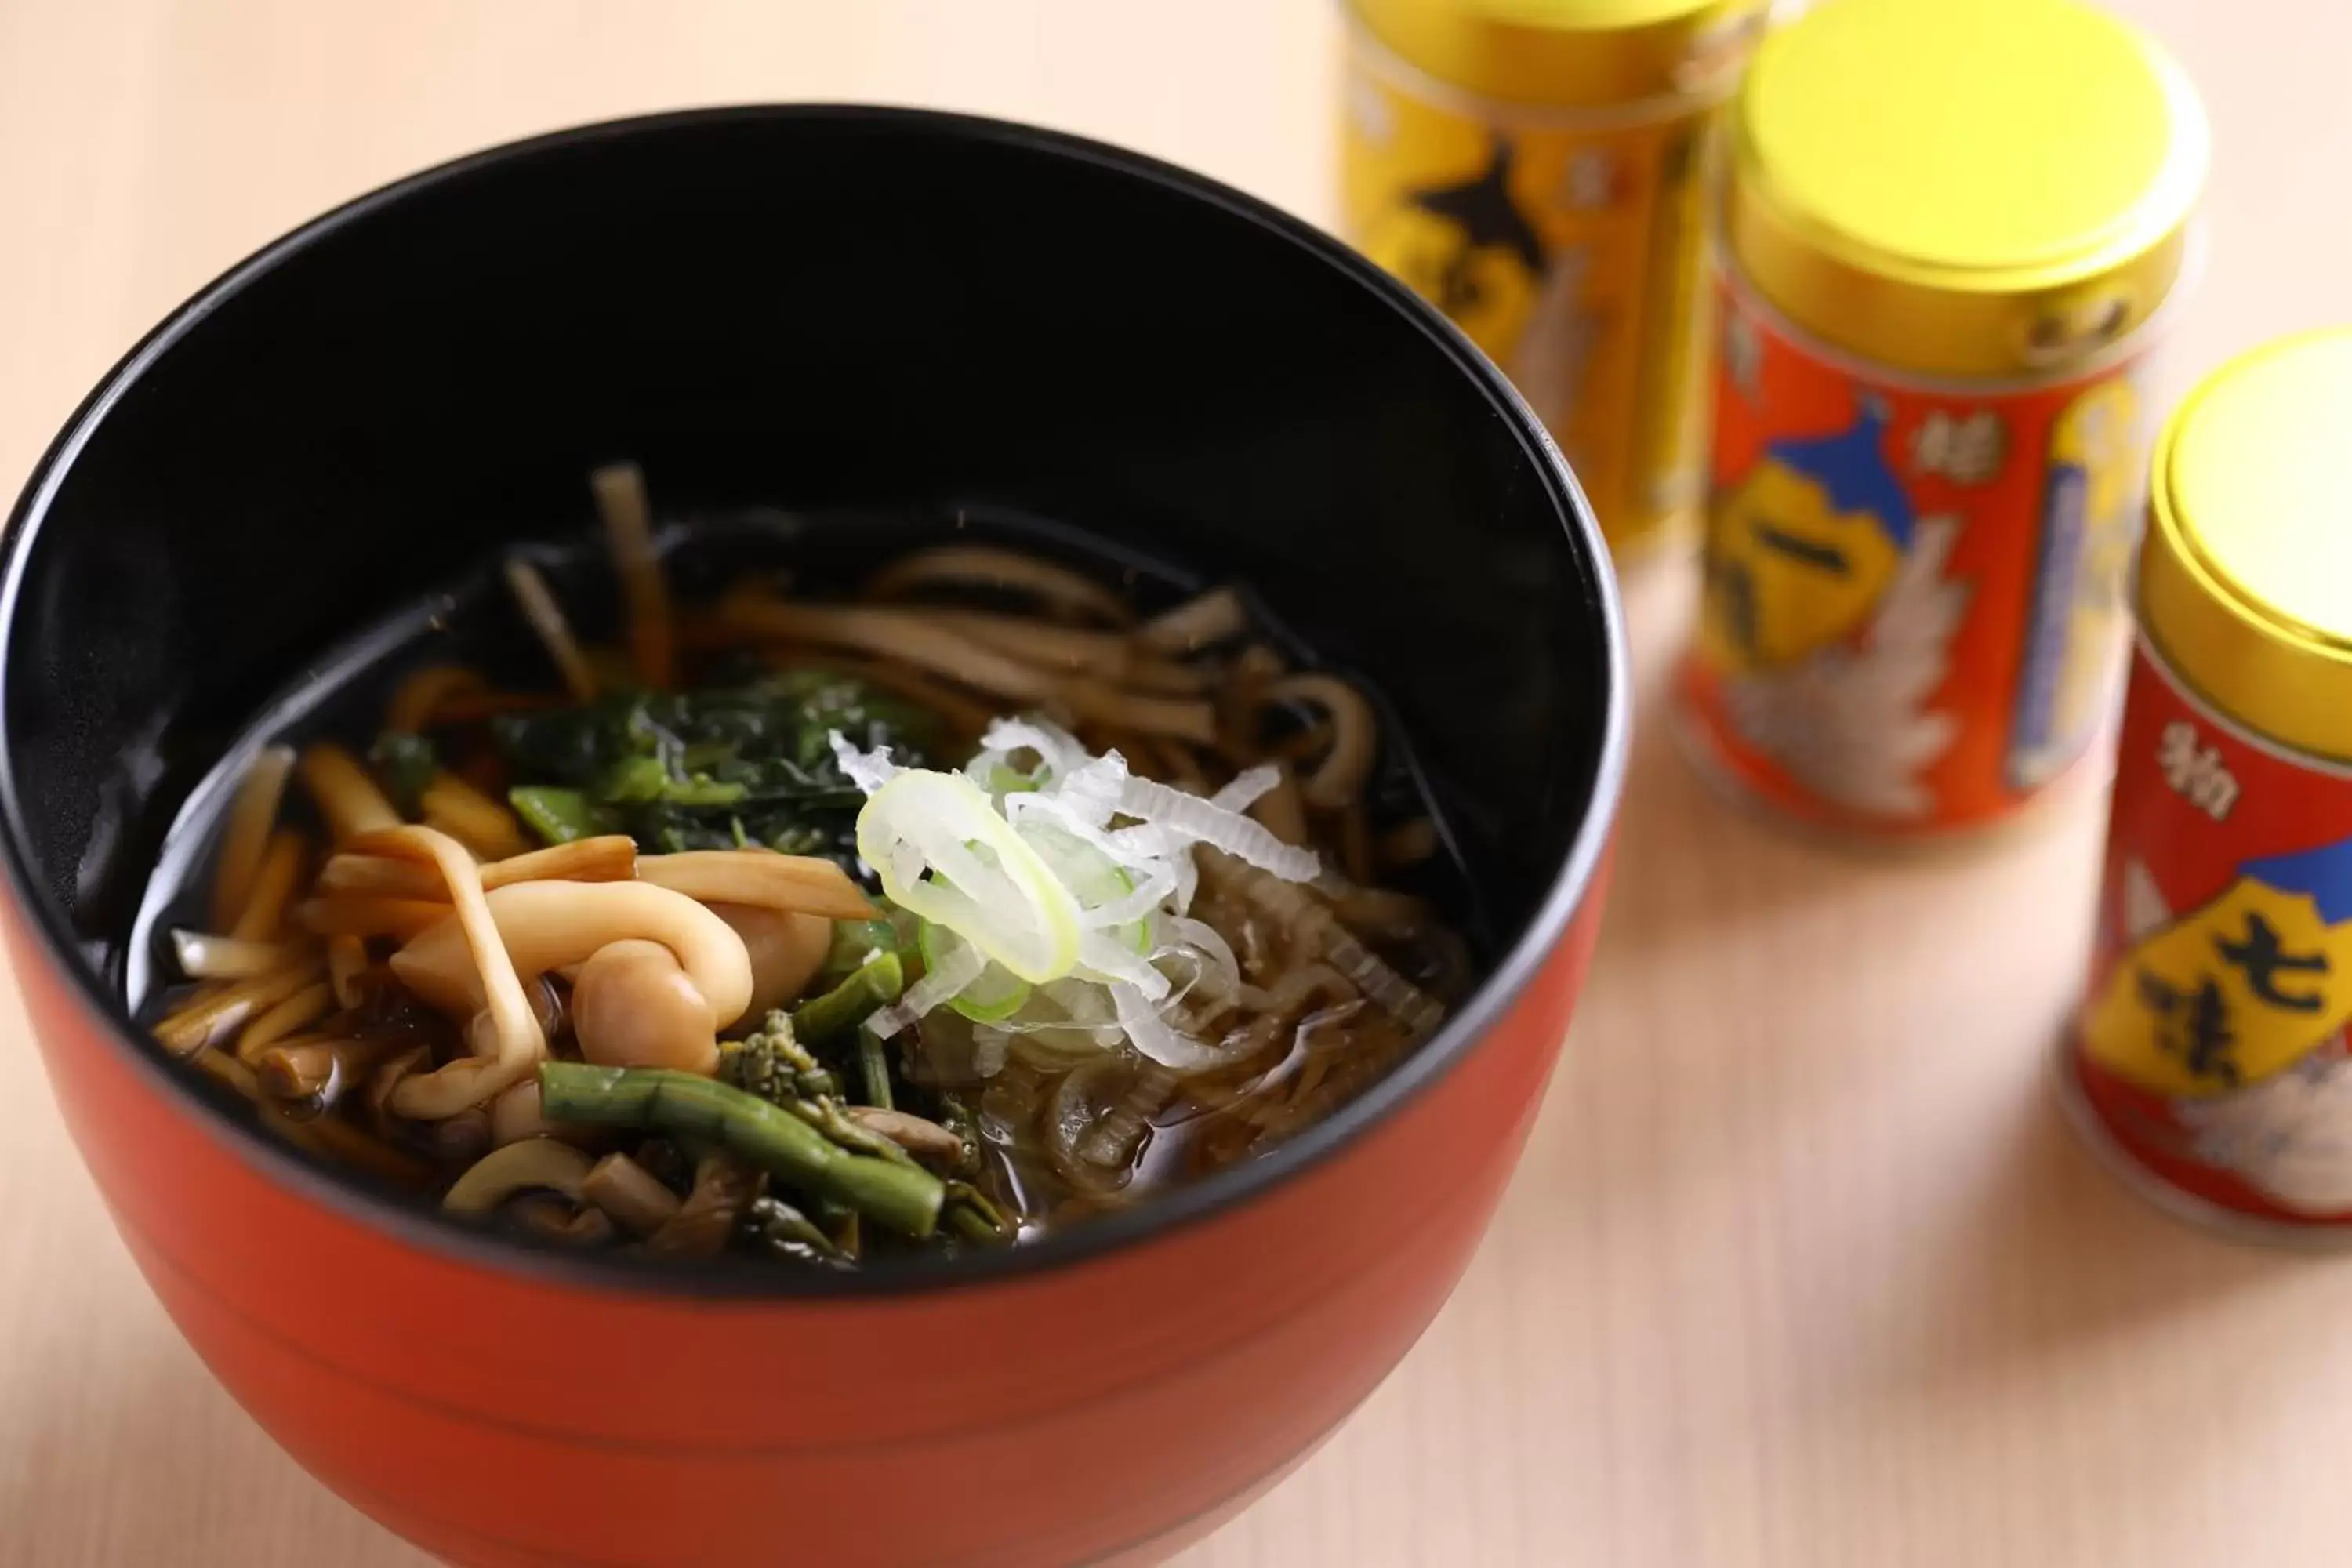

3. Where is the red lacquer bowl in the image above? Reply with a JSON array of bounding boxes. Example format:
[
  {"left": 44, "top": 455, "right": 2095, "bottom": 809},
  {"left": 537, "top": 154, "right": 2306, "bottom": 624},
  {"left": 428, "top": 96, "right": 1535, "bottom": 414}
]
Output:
[{"left": 0, "top": 108, "right": 1626, "bottom": 1566}]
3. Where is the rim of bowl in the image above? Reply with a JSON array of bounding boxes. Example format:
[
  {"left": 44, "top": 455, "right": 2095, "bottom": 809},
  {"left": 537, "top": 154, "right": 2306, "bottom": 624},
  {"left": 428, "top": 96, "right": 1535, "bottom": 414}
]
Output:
[{"left": 0, "top": 103, "right": 1629, "bottom": 1300}]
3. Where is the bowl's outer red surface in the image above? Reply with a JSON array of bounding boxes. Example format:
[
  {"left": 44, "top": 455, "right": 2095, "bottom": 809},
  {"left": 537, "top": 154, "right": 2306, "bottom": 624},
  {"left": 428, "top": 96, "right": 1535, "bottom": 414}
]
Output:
[
  {"left": 9, "top": 855, "right": 1606, "bottom": 1568},
  {"left": 1, "top": 104, "right": 1624, "bottom": 1568}
]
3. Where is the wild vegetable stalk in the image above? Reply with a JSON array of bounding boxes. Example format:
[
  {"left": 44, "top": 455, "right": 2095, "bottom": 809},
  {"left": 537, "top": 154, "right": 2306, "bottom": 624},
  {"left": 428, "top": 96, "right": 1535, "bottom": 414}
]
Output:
[
  {"left": 787, "top": 1095, "right": 920, "bottom": 1167},
  {"left": 858, "top": 1033, "right": 895, "bottom": 1112},
  {"left": 744, "top": 1194, "right": 842, "bottom": 1264},
  {"left": 944, "top": 1180, "right": 1014, "bottom": 1246},
  {"left": 538, "top": 1062, "right": 943, "bottom": 1239},
  {"left": 787, "top": 941, "right": 905, "bottom": 1109},
  {"left": 818, "top": 1200, "right": 862, "bottom": 1261},
  {"left": 791, "top": 952, "right": 905, "bottom": 1044},
  {"left": 822, "top": 918, "right": 898, "bottom": 979}
]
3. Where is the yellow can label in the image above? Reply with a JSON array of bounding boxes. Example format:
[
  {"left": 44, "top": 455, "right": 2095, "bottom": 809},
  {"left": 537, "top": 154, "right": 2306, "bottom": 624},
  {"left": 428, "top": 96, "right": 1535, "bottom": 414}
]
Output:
[{"left": 1339, "top": 45, "right": 1720, "bottom": 548}]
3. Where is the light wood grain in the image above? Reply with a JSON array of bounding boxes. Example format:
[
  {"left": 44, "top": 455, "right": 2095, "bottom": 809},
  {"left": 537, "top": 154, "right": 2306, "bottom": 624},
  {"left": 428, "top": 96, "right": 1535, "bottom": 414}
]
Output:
[{"left": 3, "top": 2, "right": 2350, "bottom": 1564}]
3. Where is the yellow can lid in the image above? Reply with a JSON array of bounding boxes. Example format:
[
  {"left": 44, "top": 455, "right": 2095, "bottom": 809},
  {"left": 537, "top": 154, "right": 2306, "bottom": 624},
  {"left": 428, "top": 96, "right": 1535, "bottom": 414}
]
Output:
[
  {"left": 1726, "top": 0, "right": 2207, "bottom": 377},
  {"left": 2140, "top": 329, "right": 2352, "bottom": 762},
  {"left": 1350, "top": 0, "right": 1765, "bottom": 111}
]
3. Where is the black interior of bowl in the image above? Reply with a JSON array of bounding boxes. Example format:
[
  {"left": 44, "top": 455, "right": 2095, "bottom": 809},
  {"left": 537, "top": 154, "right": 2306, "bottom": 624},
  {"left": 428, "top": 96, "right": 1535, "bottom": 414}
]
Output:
[{"left": 0, "top": 109, "right": 1617, "bottom": 1261}]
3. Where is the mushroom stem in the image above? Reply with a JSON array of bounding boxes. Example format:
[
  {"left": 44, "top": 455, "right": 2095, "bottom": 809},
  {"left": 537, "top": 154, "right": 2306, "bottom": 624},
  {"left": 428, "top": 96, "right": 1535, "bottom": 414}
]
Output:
[
  {"left": 355, "top": 827, "right": 548, "bottom": 1119},
  {"left": 390, "top": 879, "right": 753, "bottom": 1039},
  {"left": 297, "top": 743, "right": 401, "bottom": 843},
  {"left": 209, "top": 745, "right": 296, "bottom": 931},
  {"left": 581, "top": 1152, "right": 684, "bottom": 1236},
  {"left": 644, "top": 1150, "right": 764, "bottom": 1259},
  {"left": 637, "top": 851, "right": 875, "bottom": 920},
  {"left": 319, "top": 835, "right": 637, "bottom": 900},
  {"left": 442, "top": 1138, "right": 596, "bottom": 1214}
]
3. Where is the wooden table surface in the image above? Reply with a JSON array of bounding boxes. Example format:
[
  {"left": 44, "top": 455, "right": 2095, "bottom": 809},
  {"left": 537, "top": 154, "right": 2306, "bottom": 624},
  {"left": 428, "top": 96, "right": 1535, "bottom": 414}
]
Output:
[{"left": 4, "top": 2, "right": 2350, "bottom": 1564}]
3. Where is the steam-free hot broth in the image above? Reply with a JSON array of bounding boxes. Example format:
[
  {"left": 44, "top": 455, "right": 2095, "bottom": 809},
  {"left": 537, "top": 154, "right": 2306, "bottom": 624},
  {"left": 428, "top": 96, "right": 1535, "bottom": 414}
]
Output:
[{"left": 133, "top": 467, "right": 1475, "bottom": 1269}]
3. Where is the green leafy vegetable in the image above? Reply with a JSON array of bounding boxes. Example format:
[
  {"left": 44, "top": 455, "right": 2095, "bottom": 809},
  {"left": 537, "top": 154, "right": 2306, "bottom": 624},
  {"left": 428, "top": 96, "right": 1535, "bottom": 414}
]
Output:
[
  {"left": 507, "top": 785, "right": 615, "bottom": 845},
  {"left": 491, "top": 670, "right": 935, "bottom": 860}
]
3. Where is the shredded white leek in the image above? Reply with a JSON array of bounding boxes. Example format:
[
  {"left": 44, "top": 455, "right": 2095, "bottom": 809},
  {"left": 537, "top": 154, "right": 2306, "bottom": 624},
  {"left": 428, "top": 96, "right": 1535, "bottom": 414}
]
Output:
[
  {"left": 866, "top": 940, "right": 986, "bottom": 1040},
  {"left": 831, "top": 732, "right": 904, "bottom": 795},
  {"left": 1161, "top": 915, "right": 1242, "bottom": 1000},
  {"left": 854, "top": 768, "right": 1080, "bottom": 985},
  {"left": 1210, "top": 764, "right": 1282, "bottom": 813},
  {"left": 836, "top": 718, "right": 1324, "bottom": 1069},
  {"left": 1111, "top": 979, "right": 1237, "bottom": 1071}
]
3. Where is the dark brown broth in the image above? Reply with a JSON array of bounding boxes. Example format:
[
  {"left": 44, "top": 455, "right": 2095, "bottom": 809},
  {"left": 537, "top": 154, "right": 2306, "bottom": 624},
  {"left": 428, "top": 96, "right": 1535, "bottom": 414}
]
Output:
[{"left": 125, "top": 510, "right": 1486, "bottom": 1257}]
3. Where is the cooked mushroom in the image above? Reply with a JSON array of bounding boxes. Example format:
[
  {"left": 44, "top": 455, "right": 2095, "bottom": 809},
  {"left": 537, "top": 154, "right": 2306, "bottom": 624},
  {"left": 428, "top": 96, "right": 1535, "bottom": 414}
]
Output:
[
  {"left": 580, "top": 1152, "right": 684, "bottom": 1237},
  {"left": 356, "top": 827, "right": 550, "bottom": 1120},
  {"left": 390, "top": 880, "right": 753, "bottom": 1039},
  {"left": 489, "top": 1078, "right": 589, "bottom": 1147},
  {"left": 844, "top": 1105, "right": 967, "bottom": 1165},
  {"left": 571, "top": 938, "right": 722, "bottom": 1074},
  {"left": 644, "top": 1151, "right": 764, "bottom": 1259},
  {"left": 506, "top": 1192, "right": 619, "bottom": 1247},
  {"left": 443, "top": 1137, "right": 596, "bottom": 1214},
  {"left": 710, "top": 903, "right": 832, "bottom": 1025}
]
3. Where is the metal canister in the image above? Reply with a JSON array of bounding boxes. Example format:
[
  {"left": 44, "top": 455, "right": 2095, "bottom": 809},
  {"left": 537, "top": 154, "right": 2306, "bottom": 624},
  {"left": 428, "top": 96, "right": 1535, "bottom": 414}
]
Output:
[
  {"left": 1338, "top": 0, "right": 1765, "bottom": 555},
  {"left": 1673, "top": 0, "right": 2208, "bottom": 836},
  {"left": 2060, "top": 331, "right": 2352, "bottom": 1241}
]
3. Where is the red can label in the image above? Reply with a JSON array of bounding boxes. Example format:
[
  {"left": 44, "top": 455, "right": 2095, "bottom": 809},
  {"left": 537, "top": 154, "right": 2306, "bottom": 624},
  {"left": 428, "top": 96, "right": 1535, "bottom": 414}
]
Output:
[
  {"left": 2069, "top": 640, "right": 2352, "bottom": 1226},
  {"left": 1675, "top": 267, "right": 2151, "bottom": 832}
]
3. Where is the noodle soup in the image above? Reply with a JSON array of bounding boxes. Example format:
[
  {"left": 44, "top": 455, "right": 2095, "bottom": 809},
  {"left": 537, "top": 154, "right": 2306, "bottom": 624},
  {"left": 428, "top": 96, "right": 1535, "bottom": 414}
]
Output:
[{"left": 134, "top": 466, "right": 1476, "bottom": 1269}]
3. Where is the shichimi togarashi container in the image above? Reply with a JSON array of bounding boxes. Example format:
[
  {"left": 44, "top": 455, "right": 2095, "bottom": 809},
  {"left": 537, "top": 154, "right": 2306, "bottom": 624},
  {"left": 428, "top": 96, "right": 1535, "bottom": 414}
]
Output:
[
  {"left": 1674, "top": 0, "right": 2208, "bottom": 837},
  {"left": 2060, "top": 328, "right": 2352, "bottom": 1242},
  {"left": 1338, "top": 0, "right": 1766, "bottom": 556}
]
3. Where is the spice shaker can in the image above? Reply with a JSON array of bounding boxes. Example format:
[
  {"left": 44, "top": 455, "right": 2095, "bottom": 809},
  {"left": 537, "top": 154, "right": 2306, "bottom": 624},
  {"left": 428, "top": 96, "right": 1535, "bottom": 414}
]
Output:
[
  {"left": 1673, "top": 0, "right": 2207, "bottom": 837},
  {"left": 1339, "top": 0, "right": 1764, "bottom": 556},
  {"left": 2060, "top": 331, "right": 2352, "bottom": 1240}
]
